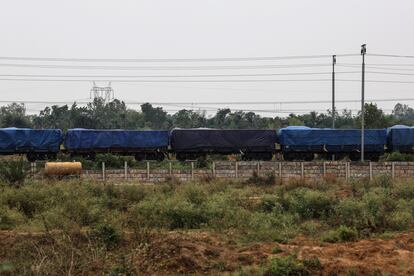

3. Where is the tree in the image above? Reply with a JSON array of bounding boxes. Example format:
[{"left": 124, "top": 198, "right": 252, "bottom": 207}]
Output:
[
  {"left": 287, "top": 114, "right": 305, "bottom": 126},
  {"left": 0, "top": 103, "right": 31, "bottom": 128},
  {"left": 392, "top": 103, "right": 414, "bottom": 121},
  {"left": 356, "top": 103, "right": 387, "bottom": 128},
  {"left": 140, "top": 103, "right": 170, "bottom": 129}
]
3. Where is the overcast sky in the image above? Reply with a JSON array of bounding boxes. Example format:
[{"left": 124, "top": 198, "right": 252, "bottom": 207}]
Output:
[{"left": 1, "top": 0, "right": 413, "bottom": 116}]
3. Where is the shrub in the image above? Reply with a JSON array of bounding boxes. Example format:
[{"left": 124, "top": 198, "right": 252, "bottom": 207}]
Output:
[
  {"left": 302, "top": 257, "right": 322, "bottom": 271},
  {"left": 89, "top": 223, "right": 120, "bottom": 249},
  {"left": 287, "top": 188, "right": 335, "bottom": 219},
  {"left": 259, "top": 195, "right": 280, "bottom": 213},
  {"left": 382, "top": 151, "right": 414, "bottom": 162},
  {"left": 1, "top": 184, "right": 52, "bottom": 217},
  {"left": 387, "top": 211, "right": 413, "bottom": 231},
  {"left": 322, "top": 225, "right": 358, "bottom": 243},
  {"left": 393, "top": 181, "right": 414, "bottom": 200},
  {"left": 195, "top": 155, "right": 210, "bottom": 168},
  {"left": 0, "top": 159, "right": 27, "bottom": 185},
  {"left": 0, "top": 206, "right": 25, "bottom": 230},
  {"left": 362, "top": 188, "right": 398, "bottom": 230},
  {"left": 130, "top": 195, "right": 209, "bottom": 229},
  {"left": 107, "top": 255, "right": 136, "bottom": 276},
  {"left": 264, "top": 255, "right": 310, "bottom": 276},
  {"left": 180, "top": 184, "right": 207, "bottom": 205},
  {"left": 374, "top": 175, "right": 393, "bottom": 189},
  {"left": 272, "top": 245, "right": 283, "bottom": 254},
  {"left": 335, "top": 198, "right": 368, "bottom": 229},
  {"left": 245, "top": 171, "right": 276, "bottom": 186},
  {"left": 299, "top": 220, "right": 325, "bottom": 237},
  {"left": 95, "top": 153, "right": 135, "bottom": 169},
  {"left": 242, "top": 212, "right": 298, "bottom": 243}
]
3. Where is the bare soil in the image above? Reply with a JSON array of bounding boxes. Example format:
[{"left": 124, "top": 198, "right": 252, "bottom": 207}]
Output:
[{"left": 1, "top": 230, "right": 414, "bottom": 275}]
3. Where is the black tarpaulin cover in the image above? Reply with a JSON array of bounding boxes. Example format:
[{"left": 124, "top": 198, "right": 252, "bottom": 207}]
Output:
[{"left": 170, "top": 128, "right": 277, "bottom": 152}]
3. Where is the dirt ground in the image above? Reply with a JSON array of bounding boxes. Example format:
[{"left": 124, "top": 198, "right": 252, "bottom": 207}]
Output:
[{"left": 1, "top": 230, "right": 414, "bottom": 275}]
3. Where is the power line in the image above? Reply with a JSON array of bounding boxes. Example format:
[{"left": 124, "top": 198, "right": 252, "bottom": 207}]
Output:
[
  {"left": 0, "top": 71, "right": 359, "bottom": 79},
  {"left": 339, "top": 64, "right": 414, "bottom": 72},
  {"left": 0, "top": 63, "right": 331, "bottom": 70},
  {"left": 3, "top": 97, "right": 413, "bottom": 105},
  {"left": 1, "top": 78, "right": 413, "bottom": 83},
  {"left": 0, "top": 53, "right": 358, "bottom": 63},
  {"left": 0, "top": 78, "right": 336, "bottom": 83},
  {"left": 369, "top": 53, "right": 414, "bottom": 59},
  {"left": 367, "top": 71, "right": 414, "bottom": 76},
  {"left": 341, "top": 63, "right": 414, "bottom": 66}
]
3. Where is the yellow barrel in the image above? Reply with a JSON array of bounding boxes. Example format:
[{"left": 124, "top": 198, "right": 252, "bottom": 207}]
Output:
[{"left": 44, "top": 162, "right": 82, "bottom": 176}]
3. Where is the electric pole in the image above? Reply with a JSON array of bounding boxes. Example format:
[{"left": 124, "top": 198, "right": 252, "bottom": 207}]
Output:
[
  {"left": 361, "top": 44, "right": 366, "bottom": 162},
  {"left": 331, "top": 55, "right": 336, "bottom": 161},
  {"left": 90, "top": 81, "right": 115, "bottom": 103},
  {"left": 332, "top": 55, "right": 336, "bottom": 129}
]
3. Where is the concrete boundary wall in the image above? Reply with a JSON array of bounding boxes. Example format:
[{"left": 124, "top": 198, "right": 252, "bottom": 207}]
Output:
[{"left": 34, "top": 161, "right": 414, "bottom": 182}]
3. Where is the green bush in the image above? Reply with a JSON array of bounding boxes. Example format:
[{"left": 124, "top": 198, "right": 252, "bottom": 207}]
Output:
[
  {"left": 41, "top": 194, "right": 103, "bottom": 229},
  {"left": 302, "top": 257, "right": 322, "bottom": 271},
  {"left": 89, "top": 223, "right": 120, "bottom": 249},
  {"left": 335, "top": 198, "right": 368, "bottom": 229},
  {"left": 245, "top": 171, "right": 276, "bottom": 186},
  {"left": 272, "top": 245, "right": 283, "bottom": 254},
  {"left": 95, "top": 153, "right": 135, "bottom": 169},
  {"left": 0, "top": 159, "right": 27, "bottom": 185},
  {"left": 322, "top": 225, "right": 358, "bottom": 243},
  {"left": 393, "top": 181, "right": 414, "bottom": 200},
  {"left": 382, "top": 151, "right": 414, "bottom": 162},
  {"left": 362, "top": 188, "right": 397, "bottom": 230},
  {"left": 264, "top": 255, "right": 310, "bottom": 276},
  {"left": 1, "top": 184, "right": 52, "bottom": 217},
  {"left": 0, "top": 206, "right": 25, "bottom": 230},
  {"left": 98, "top": 184, "right": 150, "bottom": 211},
  {"left": 180, "top": 184, "right": 207, "bottom": 205},
  {"left": 129, "top": 196, "right": 209, "bottom": 229},
  {"left": 387, "top": 211, "right": 413, "bottom": 231},
  {"left": 259, "top": 195, "right": 280, "bottom": 213},
  {"left": 374, "top": 175, "right": 393, "bottom": 189},
  {"left": 287, "top": 188, "right": 335, "bottom": 219},
  {"left": 299, "top": 220, "right": 325, "bottom": 237},
  {"left": 242, "top": 212, "right": 298, "bottom": 243}
]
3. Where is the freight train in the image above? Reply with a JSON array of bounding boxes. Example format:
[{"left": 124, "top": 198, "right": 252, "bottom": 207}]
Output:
[{"left": 0, "top": 126, "right": 412, "bottom": 162}]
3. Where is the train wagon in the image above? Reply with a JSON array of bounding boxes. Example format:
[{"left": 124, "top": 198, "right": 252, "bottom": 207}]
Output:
[
  {"left": 170, "top": 128, "right": 277, "bottom": 161},
  {"left": 387, "top": 125, "right": 414, "bottom": 153},
  {"left": 279, "top": 126, "right": 387, "bottom": 161},
  {"left": 64, "top": 129, "right": 169, "bottom": 161},
  {"left": 0, "top": 128, "right": 62, "bottom": 162}
]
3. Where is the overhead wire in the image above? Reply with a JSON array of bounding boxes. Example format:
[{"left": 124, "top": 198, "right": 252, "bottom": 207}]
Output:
[
  {"left": 368, "top": 53, "right": 414, "bottom": 59},
  {"left": 0, "top": 53, "right": 358, "bottom": 63},
  {"left": 0, "top": 63, "right": 332, "bottom": 70},
  {"left": 0, "top": 78, "right": 414, "bottom": 83},
  {"left": 0, "top": 78, "right": 336, "bottom": 82},
  {"left": 338, "top": 64, "right": 414, "bottom": 72},
  {"left": 3, "top": 97, "right": 413, "bottom": 105},
  {"left": 0, "top": 71, "right": 359, "bottom": 79}
]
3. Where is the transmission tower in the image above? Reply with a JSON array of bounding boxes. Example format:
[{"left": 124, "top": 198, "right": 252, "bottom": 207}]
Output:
[{"left": 90, "top": 81, "right": 114, "bottom": 102}]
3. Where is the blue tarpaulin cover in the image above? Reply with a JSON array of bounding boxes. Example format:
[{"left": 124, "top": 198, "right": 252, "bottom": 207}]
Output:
[
  {"left": 0, "top": 128, "right": 62, "bottom": 152},
  {"left": 170, "top": 128, "right": 277, "bottom": 152},
  {"left": 279, "top": 127, "right": 387, "bottom": 152},
  {"left": 387, "top": 125, "right": 414, "bottom": 148},
  {"left": 64, "top": 129, "right": 169, "bottom": 150}
]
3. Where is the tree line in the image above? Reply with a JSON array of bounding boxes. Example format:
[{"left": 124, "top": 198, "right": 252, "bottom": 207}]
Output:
[{"left": 0, "top": 98, "right": 413, "bottom": 130}]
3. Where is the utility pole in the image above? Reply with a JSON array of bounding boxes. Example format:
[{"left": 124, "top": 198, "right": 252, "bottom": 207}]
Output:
[
  {"left": 332, "top": 55, "right": 336, "bottom": 128},
  {"left": 361, "top": 44, "right": 367, "bottom": 162},
  {"left": 90, "top": 81, "right": 114, "bottom": 103},
  {"left": 331, "top": 55, "right": 336, "bottom": 161}
]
